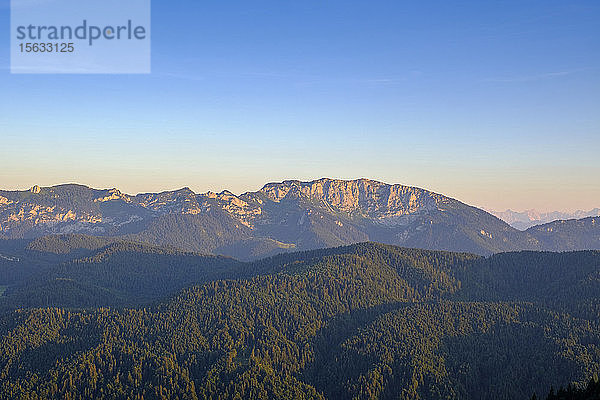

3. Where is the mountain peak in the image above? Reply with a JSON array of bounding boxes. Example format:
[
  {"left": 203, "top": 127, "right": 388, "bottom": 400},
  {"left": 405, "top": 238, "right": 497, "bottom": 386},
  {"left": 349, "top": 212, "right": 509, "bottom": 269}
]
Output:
[{"left": 175, "top": 187, "right": 195, "bottom": 194}]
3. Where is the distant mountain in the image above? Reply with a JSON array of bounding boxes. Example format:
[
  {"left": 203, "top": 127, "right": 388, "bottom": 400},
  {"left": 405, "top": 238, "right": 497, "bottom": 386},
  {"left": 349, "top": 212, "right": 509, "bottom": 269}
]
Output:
[
  {"left": 1, "top": 179, "right": 599, "bottom": 259},
  {"left": 489, "top": 208, "right": 600, "bottom": 230}
]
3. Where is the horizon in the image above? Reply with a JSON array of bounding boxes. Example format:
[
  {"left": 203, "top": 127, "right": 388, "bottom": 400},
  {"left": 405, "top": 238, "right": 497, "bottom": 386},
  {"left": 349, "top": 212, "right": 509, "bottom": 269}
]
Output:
[{"left": 1, "top": 1, "right": 599, "bottom": 212}]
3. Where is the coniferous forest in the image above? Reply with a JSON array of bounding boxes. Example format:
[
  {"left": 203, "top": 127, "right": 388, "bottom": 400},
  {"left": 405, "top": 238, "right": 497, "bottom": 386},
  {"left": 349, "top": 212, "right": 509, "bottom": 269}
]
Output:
[{"left": 0, "top": 236, "right": 599, "bottom": 399}]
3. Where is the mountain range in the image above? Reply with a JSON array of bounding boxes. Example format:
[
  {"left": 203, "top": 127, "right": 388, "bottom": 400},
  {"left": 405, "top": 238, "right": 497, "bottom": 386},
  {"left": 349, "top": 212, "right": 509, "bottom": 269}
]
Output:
[
  {"left": 1, "top": 178, "right": 599, "bottom": 260},
  {"left": 489, "top": 208, "right": 600, "bottom": 230}
]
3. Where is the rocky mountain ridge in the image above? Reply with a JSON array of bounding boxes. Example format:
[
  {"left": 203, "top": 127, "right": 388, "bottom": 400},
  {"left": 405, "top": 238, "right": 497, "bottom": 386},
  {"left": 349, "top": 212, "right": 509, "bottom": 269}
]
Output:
[{"left": 0, "top": 179, "right": 443, "bottom": 234}]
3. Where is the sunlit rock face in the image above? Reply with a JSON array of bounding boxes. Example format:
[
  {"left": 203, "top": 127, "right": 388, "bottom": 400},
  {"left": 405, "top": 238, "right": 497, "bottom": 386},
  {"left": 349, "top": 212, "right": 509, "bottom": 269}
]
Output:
[{"left": 259, "top": 178, "right": 440, "bottom": 217}]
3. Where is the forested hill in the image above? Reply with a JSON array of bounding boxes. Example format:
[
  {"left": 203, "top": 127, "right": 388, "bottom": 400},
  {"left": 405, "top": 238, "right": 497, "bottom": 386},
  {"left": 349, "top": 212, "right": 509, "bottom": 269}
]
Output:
[
  {"left": 0, "top": 235, "right": 244, "bottom": 310},
  {"left": 0, "top": 241, "right": 599, "bottom": 399}
]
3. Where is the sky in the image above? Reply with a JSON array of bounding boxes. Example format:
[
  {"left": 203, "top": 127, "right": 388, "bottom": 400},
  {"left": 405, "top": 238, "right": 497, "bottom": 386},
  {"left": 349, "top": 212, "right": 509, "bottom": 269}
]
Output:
[{"left": 0, "top": 0, "right": 599, "bottom": 212}]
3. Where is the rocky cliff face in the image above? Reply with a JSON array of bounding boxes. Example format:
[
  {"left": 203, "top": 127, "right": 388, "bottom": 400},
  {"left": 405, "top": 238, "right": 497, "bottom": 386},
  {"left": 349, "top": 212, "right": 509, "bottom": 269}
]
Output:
[
  {"left": 257, "top": 178, "right": 442, "bottom": 219},
  {"left": 1, "top": 179, "right": 598, "bottom": 260}
]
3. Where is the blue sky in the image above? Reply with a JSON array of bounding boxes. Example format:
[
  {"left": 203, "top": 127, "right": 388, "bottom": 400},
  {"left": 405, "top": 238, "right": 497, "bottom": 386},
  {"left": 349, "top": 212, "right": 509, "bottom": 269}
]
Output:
[{"left": 1, "top": 0, "right": 599, "bottom": 211}]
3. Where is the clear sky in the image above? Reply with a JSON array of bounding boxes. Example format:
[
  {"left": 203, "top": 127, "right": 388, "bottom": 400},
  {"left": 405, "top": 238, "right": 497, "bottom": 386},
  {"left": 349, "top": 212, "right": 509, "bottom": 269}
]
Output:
[{"left": 1, "top": 0, "right": 599, "bottom": 212}]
